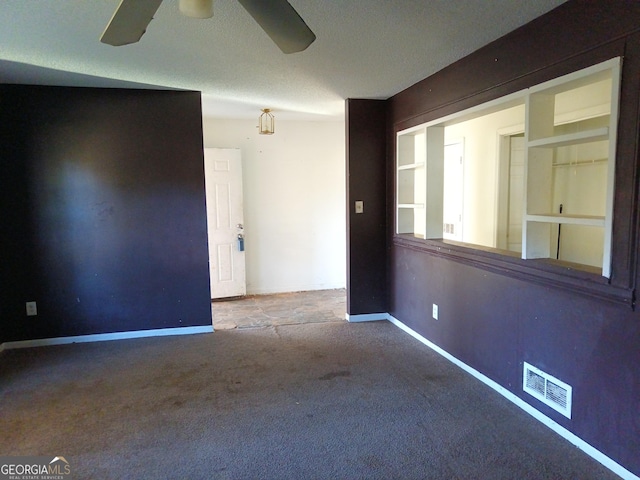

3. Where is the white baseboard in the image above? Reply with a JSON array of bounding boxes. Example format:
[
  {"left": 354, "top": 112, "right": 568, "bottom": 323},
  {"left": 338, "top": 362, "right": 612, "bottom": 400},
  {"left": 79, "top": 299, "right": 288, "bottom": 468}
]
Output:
[
  {"left": 345, "top": 312, "right": 389, "bottom": 322},
  {"left": 0, "top": 325, "right": 214, "bottom": 351},
  {"left": 247, "top": 285, "right": 346, "bottom": 296},
  {"left": 387, "top": 315, "right": 638, "bottom": 480}
]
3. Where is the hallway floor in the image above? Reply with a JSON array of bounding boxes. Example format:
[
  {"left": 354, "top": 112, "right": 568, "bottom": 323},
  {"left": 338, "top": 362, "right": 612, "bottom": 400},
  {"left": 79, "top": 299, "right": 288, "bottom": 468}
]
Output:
[{"left": 211, "top": 288, "right": 346, "bottom": 330}]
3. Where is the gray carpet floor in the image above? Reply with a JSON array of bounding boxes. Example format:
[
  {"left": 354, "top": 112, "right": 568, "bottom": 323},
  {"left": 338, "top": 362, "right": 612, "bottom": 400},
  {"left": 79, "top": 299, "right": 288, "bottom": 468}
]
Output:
[{"left": 0, "top": 321, "right": 619, "bottom": 479}]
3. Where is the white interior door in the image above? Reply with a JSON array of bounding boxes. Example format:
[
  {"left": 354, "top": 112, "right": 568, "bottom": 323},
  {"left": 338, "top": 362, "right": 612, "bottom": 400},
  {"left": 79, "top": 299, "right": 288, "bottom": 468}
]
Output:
[
  {"left": 443, "top": 140, "right": 464, "bottom": 241},
  {"left": 507, "top": 135, "right": 525, "bottom": 253},
  {"left": 204, "top": 148, "right": 246, "bottom": 299}
]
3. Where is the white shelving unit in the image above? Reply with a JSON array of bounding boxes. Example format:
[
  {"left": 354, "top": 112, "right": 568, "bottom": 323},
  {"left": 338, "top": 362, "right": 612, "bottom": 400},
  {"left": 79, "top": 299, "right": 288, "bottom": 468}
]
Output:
[
  {"left": 397, "top": 131, "right": 425, "bottom": 235},
  {"left": 522, "top": 58, "right": 621, "bottom": 277},
  {"left": 396, "top": 127, "right": 443, "bottom": 237}
]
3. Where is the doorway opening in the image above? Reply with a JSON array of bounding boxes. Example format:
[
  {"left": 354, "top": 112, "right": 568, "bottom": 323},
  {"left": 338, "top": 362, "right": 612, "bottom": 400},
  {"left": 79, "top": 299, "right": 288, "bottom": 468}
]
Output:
[
  {"left": 211, "top": 289, "right": 346, "bottom": 329},
  {"left": 204, "top": 148, "right": 247, "bottom": 303}
]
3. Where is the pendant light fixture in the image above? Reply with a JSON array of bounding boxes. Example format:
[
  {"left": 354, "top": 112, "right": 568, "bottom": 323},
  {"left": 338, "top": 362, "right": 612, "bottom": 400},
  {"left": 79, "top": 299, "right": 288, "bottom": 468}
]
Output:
[
  {"left": 179, "top": 0, "right": 213, "bottom": 18},
  {"left": 259, "top": 109, "right": 275, "bottom": 135}
]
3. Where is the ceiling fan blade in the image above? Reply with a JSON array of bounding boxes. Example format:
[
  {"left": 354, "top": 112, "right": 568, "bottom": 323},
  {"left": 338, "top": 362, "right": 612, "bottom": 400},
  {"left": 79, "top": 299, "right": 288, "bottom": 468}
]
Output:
[
  {"left": 100, "top": 0, "right": 164, "bottom": 46},
  {"left": 237, "top": 0, "right": 316, "bottom": 54}
]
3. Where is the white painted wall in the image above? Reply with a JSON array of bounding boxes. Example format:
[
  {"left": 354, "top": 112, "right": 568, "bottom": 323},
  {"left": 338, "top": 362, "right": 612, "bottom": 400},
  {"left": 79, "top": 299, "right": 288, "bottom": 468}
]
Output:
[
  {"left": 202, "top": 118, "right": 346, "bottom": 295},
  {"left": 445, "top": 104, "right": 525, "bottom": 248}
]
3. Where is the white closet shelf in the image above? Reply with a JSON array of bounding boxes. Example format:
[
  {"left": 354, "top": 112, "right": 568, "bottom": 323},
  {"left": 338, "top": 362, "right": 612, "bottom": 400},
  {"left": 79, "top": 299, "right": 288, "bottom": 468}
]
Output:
[
  {"left": 398, "top": 162, "right": 425, "bottom": 170},
  {"left": 527, "top": 127, "right": 608, "bottom": 149},
  {"left": 525, "top": 213, "right": 605, "bottom": 227},
  {"left": 398, "top": 203, "right": 425, "bottom": 209}
]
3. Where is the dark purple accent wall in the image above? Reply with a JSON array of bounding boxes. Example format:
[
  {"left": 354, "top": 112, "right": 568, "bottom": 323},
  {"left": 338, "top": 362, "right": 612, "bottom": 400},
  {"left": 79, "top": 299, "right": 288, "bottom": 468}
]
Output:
[
  {"left": 348, "top": 0, "right": 640, "bottom": 475},
  {"left": 345, "top": 99, "right": 388, "bottom": 315},
  {"left": 0, "top": 86, "right": 211, "bottom": 342}
]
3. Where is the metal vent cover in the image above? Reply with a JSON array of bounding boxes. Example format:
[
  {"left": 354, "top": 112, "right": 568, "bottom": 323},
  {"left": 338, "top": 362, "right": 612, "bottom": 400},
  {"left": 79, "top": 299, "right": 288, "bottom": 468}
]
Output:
[{"left": 523, "top": 362, "right": 572, "bottom": 418}]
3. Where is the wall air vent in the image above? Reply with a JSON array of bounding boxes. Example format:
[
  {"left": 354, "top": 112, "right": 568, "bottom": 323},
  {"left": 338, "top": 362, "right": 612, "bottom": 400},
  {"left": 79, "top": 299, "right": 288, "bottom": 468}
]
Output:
[{"left": 523, "top": 362, "right": 572, "bottom": 418}]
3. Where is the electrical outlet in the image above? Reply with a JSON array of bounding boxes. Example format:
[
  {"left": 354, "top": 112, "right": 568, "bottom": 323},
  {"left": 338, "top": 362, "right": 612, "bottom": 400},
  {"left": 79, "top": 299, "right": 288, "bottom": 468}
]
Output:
[
  {"left": 26, "top": 301, "right": 38, "bottom": 316},
  {"left": 432, "top": 303, "right": 438, "bottom": 320}
]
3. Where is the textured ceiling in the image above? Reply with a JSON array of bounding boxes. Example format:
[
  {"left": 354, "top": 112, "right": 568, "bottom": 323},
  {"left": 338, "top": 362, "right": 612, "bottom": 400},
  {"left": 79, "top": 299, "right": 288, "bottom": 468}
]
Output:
[{"left": 0, "top": 0, "right": 567, "bottom": 120}]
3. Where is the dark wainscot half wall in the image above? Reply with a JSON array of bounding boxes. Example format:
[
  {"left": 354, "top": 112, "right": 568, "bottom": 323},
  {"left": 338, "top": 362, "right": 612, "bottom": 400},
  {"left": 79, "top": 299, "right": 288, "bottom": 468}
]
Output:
[
  {"left": 348, "top": 0, "right": 640, "bottom": 477},
  {"left": 0, "top": 86, "right": 211, "bottom": 342}
]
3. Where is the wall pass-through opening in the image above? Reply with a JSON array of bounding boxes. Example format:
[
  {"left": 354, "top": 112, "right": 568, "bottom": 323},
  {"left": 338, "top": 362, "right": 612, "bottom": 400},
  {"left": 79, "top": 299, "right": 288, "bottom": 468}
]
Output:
[{"left": 395, "top": 57, "right": 621, "bottom": 278}]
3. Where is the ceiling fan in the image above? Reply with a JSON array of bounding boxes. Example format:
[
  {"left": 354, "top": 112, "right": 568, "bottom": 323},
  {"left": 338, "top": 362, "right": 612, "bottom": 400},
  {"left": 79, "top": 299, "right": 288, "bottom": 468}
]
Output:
[{"left": 100, "top": 0, "right": 316, "bottom": 54}]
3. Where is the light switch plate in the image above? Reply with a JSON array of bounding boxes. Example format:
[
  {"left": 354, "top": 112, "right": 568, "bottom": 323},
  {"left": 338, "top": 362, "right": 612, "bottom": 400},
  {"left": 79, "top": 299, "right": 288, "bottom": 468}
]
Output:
[
  {"left": 355, "top": 201, "right": 364, "bottom": 214},
  {"left": 26, "top": 301, "right": 38, "bottom": 316}
]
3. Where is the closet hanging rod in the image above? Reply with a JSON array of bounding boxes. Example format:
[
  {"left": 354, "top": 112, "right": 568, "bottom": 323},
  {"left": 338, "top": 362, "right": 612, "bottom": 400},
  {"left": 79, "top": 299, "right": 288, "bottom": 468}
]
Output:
[{"left": 552, "top": 157, "right": 608, "bottom": 168}]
